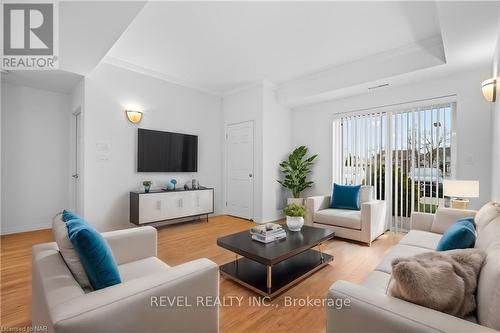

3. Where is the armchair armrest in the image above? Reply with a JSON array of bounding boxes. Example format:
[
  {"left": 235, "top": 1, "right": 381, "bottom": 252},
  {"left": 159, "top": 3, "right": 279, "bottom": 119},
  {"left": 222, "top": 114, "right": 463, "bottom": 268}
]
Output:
[
  {"left": 51, "top": 258, "right": 219, "bottom": 333},
  {"left": 411, "top": 212, "right": 434, "bottom": 232},
  {"left": 327, "top": 280, "right": 497, "bottom": 333},
  {"left": 305, "top": 195, "right": 331, "bottom": 225},
  {"left": 360, "top": 201, "right": 387, "bottom": 244},
  {"left": 101, "top": 226, "right": 157, "bottom": 265}
]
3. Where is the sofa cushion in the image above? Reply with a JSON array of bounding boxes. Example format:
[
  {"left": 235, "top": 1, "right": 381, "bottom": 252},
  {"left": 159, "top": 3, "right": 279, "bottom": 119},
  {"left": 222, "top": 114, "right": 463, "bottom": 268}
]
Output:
[
  {"left": 361, "top": 270, "right": 391, "bottom": 293},
  {"left": 375, "top": 244, "right": 430, "bottom": 274},
  {"left": 399, "top": 230, "right": 442, "bottom": 250},
  {"left": 436, "top": 218, "right": 476, "bottom": 251},
  {"left": 314, "top": 209, "right": 361, "bottom": 230},
  {"left": 431, "top": 208, "right": 476, "bottom": 234},
  {"left": 52, "top": 213, "right": 92, "bottom": 290},
  {"left": 475, "top": 202, "right": 500, "bottom": 232},
  {"left": 477, "top": 247, "right": 500, "bottom": 330},
  {"left": 330, "top": 183, "right": 361, "bottom": 210},
  {"left": 475, "top": 216, "right": 500, "bottom": 252},
  {"left": 476, "top": 216, "right": 500, "bottom": 330},
  {"left": 119, "top": 257, "right": 170, "bottom": 282},
  {"left": 66, "top": 218, "right": 122, "bottom": 290}
]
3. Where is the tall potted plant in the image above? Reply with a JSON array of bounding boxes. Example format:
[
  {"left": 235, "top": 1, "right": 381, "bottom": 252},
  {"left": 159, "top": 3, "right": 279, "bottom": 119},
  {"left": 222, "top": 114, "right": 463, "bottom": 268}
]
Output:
[{"left": 277, "top": 146, "right": 317, "bottom": 205}]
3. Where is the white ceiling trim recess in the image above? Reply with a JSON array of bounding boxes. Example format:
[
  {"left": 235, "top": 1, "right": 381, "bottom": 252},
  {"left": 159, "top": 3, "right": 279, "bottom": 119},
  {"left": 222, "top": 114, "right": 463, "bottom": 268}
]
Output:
[
  {"left": 102, "top": 56, "right": 222, "bottom": 96},
  {"left": 277, "top": 36, "right": 446, "bottom": 107}
]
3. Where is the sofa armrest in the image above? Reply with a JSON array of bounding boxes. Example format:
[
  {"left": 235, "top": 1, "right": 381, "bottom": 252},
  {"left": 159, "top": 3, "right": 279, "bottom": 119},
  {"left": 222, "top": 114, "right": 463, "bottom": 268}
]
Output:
[
  {"left": 101, "top": 226, "right": 157, "bottom": 265},
  {"left": 51, "top": 258, "right": 219, "bottom": 333},
  {"left": 360, "top": 200, "right": 387, "bottom": 244},
  {"left": 430, "top": 207, "right": 477, "bottom": 234},
  {"left": 327, "top": 280, "right": 497, "bottom": 333},
  {"left": 411, "top": 212, "right": 434, "bottom": 232},
  {"left": 305, "top": 195, "right": 331, "bottom": 225}
]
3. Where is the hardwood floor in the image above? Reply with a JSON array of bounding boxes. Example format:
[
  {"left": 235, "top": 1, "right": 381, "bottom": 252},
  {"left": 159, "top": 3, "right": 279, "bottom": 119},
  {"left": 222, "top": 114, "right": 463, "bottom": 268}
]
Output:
[{"left": 1, "top": 215, "right": 401, "bottom": 332}]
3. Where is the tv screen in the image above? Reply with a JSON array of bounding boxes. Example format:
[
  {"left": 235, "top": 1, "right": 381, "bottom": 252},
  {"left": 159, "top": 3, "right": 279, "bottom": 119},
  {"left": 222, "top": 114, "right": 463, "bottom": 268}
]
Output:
[{"left": 137, "top": 129, "right": 198, "bottom": 172}]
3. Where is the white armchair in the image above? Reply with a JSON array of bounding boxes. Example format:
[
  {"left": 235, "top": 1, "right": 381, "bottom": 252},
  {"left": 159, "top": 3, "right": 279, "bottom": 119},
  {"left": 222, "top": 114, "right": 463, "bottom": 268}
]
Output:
[
  {"left": 32, "top": 226, "right": 219, "bottom": 333},
  {"left": 305, "top": 186, "right": 387, "bottom": 245}
]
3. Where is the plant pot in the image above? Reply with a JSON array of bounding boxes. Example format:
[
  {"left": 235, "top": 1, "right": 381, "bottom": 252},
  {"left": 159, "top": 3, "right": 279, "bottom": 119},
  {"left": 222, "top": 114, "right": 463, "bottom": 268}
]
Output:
[
  {"left": 286, "top": 216, "right": 304, "bottom": 231},
  {"left": 144, "top": 186, "right": 151, "bottom": 193},
  {"left": 287, "top": 198, "right": 304, "bottom": 205}
]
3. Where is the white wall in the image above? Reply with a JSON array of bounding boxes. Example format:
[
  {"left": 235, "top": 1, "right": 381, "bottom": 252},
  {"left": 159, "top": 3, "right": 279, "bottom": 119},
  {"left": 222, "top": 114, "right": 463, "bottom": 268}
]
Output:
[
  {"left": 262, "top": 84, "right": 292, "bottom": 221},
  {"left": 491, "top": 31, "right": 500, "bottom": 201},
  {"left": 1, "top": 83, "right": 71, "bottom": 234},
  {"left": 291, "top": 67, "right": 493, "bottom": 209},
  {"left": 83, "top": 63, "right": 223, "bottom": 231}
]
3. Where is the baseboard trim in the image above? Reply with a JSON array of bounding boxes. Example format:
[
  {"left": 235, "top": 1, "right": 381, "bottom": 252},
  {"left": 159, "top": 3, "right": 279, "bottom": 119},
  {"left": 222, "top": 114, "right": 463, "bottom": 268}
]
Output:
[
  {"left": 0, "top": 214, "right": 227, "bottom": 235},
  {"left": 1, "top": 222, "right": 52, "bottom": 235}
]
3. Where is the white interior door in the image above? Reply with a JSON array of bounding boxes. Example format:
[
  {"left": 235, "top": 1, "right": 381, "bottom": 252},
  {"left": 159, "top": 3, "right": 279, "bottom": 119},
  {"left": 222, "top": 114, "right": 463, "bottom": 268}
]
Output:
[
  {"left": 226, "top": 121, "right": 254, "bottom": 220},
  {"left": 71, "top": 110, "right": 82, "bottom": 214}
]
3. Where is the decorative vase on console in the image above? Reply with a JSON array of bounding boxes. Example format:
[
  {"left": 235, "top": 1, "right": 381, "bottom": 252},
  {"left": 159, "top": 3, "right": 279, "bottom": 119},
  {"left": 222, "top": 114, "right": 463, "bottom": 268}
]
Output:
[
  {"left": 142, "top": 181, "right": 152, "bottom": 193},
  {"left": 170, "top": 179, "right": 177, "bottom": 190}
]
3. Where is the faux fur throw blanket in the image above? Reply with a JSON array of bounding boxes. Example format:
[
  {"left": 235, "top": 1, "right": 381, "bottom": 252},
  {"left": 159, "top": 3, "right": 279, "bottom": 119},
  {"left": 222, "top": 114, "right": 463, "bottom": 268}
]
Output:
[{"left": 388, "top": 249, "right": 486, "bottom": 318}]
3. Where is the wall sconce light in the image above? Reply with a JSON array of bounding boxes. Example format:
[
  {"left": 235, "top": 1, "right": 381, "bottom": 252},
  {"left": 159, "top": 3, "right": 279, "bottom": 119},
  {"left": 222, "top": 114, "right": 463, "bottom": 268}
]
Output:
[
  {"left": 125, "top": 110, "right": 143, "bottom": 124},
  {"left": 481, "top": 78, "right": 497, "bottom": 102}
]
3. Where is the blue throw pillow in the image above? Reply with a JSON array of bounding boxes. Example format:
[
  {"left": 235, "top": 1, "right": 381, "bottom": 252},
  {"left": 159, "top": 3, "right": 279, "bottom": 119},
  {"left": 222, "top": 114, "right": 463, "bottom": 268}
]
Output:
[
  {"left": 330, "top": 183, "right": 361, "bottom": 210},
  {"left": 436, "top": 218, "right": 476, "bottom": 251},
  {"left": 65, "top": 218, "right": 121, "bottom": 290},
  {"left": 62, "top": 209, "right": 81, "bottom": 222}
]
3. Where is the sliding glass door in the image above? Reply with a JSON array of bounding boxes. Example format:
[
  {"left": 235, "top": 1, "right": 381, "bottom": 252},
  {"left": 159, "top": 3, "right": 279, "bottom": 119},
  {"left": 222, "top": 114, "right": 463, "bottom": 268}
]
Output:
[{"left": 333, "top": 103, "right": 454, "bottom": 232}]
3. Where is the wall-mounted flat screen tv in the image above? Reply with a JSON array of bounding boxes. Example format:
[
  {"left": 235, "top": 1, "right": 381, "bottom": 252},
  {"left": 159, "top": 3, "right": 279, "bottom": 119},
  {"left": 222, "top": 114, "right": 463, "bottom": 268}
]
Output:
[{"left": 137, "top": 128, "right": 198, "bottom": 172}]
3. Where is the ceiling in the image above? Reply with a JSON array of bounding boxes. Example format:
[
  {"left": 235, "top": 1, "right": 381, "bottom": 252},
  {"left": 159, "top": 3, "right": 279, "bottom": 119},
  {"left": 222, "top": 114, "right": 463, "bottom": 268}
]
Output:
[
  {"left": 4, "top": 1, "right": 499, "bottom": 103},
  {"left": 2, "top": 70, "right": 83, "bottom": 94},
  {"left": 107, "top": 1, "right": 443, "bottom": 94},
  {"left": 59, "top": 1, "right": 146, "bottom": 75}
]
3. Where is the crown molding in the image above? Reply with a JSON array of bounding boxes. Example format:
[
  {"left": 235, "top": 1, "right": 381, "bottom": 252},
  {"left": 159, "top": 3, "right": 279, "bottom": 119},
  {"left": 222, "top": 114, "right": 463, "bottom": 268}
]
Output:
[
  {"left": 222, "top": 79, "right": 278, "bottom": 97},
  {"left": 102, "top": 56, "right": 222, "bottom": 97}
]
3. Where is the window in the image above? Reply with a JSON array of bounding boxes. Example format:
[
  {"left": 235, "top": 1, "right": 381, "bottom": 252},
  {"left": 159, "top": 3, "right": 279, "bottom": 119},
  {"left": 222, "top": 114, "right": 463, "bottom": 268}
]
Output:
[{"left": 333, "top": 103, "right": 455, "bottom": 232}]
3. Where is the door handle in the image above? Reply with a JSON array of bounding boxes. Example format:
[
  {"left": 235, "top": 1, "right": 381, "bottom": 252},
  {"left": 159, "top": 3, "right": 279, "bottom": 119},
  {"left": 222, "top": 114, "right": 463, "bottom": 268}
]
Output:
[
  {"left": 72, "top": 174, "right": 79, "bottom": 179},
  {"left": 249, "top": 173, "right": 253, "bottom": 178}
]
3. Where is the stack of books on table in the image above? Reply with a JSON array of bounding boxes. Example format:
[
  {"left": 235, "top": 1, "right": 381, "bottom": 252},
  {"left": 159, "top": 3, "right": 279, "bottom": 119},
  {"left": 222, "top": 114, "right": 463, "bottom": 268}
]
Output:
[{"left": 250, "top": 223, "right": 286, "bottom": 243}]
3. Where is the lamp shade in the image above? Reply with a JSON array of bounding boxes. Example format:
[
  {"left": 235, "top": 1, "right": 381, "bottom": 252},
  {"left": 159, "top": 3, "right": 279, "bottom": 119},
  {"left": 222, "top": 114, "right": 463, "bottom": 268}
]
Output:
[
  {"left": 444, "top": 180, "right": 479, "bottom": 198},
  {"left": 125, "top": 110, "right": 143, "bottom": 124},
  {"left": 481, "top": 78, "right": 497, "bottom": 102}
]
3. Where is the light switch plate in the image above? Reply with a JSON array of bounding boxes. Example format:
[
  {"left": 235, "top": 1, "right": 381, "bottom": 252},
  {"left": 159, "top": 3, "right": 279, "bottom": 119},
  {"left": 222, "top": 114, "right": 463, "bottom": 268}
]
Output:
[{"left": 96, "top": 142, "right": 110, "bottom": 151}]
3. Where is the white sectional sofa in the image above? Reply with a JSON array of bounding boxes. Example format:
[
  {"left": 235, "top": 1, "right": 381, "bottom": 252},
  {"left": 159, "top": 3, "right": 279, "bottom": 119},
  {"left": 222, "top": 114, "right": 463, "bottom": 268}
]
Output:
[
  {"left": 326, "top": 203, "right": 500, "bottom": 333},
  {"left": 305, "top": 186, "right": 387, "bottom": 245},
  {"left": 32, "top": 226, "right": 219, "bottom": 333}
]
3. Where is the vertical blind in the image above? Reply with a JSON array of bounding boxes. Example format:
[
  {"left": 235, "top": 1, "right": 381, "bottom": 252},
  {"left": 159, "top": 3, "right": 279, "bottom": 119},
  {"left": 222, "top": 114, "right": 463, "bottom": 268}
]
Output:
[{"left": 334, "top": 103, "right": 454, "bottom": 233}]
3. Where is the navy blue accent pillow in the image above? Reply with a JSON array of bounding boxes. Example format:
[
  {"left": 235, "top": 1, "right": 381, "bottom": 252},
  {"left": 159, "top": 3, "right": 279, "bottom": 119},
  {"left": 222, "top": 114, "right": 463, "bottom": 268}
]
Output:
[
  {"left": 436, "top": 217, "right": 476, "bottom": 251},
  {"left": 330, "top": 183, "right": 361, "bottom": 210},
  {"left": 62, "top": 210, "right": 81, "bottom": 222},
  {"left": 65, "top": 218, "right": 121, "bottom": 290}
]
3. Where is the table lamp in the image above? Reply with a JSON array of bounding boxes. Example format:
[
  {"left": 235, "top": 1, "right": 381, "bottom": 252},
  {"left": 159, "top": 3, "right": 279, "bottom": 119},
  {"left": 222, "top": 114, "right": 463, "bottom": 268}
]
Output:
[{"left": 444, "top": 180, "right": 479, "bottom": 209}]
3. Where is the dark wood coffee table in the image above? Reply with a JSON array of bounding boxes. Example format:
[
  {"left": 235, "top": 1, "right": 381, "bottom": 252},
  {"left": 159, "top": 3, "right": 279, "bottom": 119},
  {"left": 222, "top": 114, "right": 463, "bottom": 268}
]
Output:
[{"left": 217, "top": 225, "right": 334, "bottom": 298}]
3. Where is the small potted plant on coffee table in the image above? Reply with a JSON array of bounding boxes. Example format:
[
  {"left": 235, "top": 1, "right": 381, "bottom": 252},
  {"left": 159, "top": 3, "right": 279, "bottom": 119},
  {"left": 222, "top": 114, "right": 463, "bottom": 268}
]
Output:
[
  {"left": 143, "top": 180, "right": 152, "bottom": 193},
  {"left": 283, "top": 203, "right": 306, "bottom": 231}
]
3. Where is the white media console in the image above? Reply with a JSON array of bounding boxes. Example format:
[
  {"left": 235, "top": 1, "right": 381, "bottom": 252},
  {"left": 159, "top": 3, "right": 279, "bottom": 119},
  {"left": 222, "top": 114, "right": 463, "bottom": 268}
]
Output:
[{"left": 130, "top": 188, "right": 214, "bottom": 225}]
